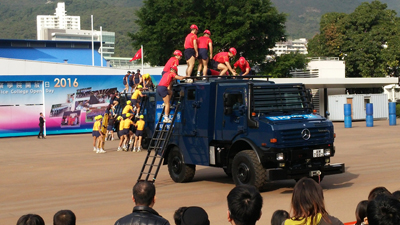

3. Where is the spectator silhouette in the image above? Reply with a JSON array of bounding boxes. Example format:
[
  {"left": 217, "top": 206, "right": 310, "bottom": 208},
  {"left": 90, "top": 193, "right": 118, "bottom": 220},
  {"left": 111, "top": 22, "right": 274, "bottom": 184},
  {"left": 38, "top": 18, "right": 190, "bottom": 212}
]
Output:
[
  {"left": 392, "top": 190, "right": 400, "bottom": 200},
  {"left": 355, "top": 200, "right": 368, "bottom": 225},
  {"left": 114, "top": 180, "right": 170, "bottom": 225},
  {"left": 367, "top": 194, "right": 400, "bottom": 225},
  {"left": 173, "top": 207, "right": 187, "bottom": 225},
  {"left": 271, "top": 210, "right": 289, "bottom": 225},
  {"left": 16, "top": 214, "right": 45, "bottom": 225},
  {"left": 368, "top": 187, "right": 391, "bottom": 201},
  {"left": 180, "top": 206, "right": 209, "bottom": 225},
  {"left": 283, "top": 177, "right": 344, "bottom": 225},
  {"left": 227, "top": 185, "right": 263, "bottom": 225},
  {"left": 53, "top": 210, "right": 75, "bottom": 225}
]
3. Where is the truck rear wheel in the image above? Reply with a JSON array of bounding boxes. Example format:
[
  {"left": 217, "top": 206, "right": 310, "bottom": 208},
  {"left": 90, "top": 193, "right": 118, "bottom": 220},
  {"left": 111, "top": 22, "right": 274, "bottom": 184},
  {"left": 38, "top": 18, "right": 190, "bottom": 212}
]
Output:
[
  {"left": 168, "top": 147, "right": 196, "bottom": 183},
  {"left": 232, "top": 150, "right": 267, "bottom": 189}
]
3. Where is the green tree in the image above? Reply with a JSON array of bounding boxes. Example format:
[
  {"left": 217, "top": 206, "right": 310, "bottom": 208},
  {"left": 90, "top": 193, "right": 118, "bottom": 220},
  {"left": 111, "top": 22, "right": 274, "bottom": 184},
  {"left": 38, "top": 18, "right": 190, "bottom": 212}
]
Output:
[
  {"left": 129, "top": 0, "right": 286, "bottom": 66},
  {"left": 262, "top": 53, "right": 310, "bottom": 78},
  {"left": 308, "top": 1, "right": 400, "bottom": 77}
]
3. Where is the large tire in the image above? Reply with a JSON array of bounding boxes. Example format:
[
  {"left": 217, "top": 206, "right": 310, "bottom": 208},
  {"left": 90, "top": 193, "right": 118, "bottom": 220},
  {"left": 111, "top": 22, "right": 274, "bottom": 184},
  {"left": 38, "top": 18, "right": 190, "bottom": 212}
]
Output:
[
  {"left": 232, "top": 150, "right": 267, "bottom": 190},
  {"left": 168, "top": 147, "right": 196, "bottom": 183}
]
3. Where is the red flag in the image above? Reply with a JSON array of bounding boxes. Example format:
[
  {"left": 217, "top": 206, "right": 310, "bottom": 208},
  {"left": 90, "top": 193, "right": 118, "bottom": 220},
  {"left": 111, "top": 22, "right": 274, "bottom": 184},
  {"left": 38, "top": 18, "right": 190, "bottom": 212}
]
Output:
[{"left": 130, "top": 49, "right": 142, "bottom": 61}]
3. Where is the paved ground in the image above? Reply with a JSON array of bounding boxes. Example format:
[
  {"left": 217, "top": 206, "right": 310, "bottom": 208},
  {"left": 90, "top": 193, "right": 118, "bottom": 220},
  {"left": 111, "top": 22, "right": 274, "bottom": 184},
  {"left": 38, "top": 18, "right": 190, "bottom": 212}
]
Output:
[{"left": 1, "top": 120, "right": 400, "bottom": 225}]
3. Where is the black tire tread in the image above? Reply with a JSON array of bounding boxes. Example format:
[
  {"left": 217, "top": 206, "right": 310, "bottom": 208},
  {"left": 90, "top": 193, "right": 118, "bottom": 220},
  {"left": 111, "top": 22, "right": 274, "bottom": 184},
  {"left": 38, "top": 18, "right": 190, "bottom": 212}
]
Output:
[{"left": 233, "top": 150, "right": 267, "bottom": 189}]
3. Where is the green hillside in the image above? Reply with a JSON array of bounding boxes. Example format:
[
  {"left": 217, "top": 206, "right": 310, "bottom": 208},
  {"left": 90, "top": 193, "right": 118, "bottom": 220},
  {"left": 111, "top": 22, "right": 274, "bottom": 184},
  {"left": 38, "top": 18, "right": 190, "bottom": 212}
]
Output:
[
  {"left": 271, "top": 0, "right": 400, "bottom": 39},
  {"left": 0, "top": 0, "right": 143, "bottom": 57}
]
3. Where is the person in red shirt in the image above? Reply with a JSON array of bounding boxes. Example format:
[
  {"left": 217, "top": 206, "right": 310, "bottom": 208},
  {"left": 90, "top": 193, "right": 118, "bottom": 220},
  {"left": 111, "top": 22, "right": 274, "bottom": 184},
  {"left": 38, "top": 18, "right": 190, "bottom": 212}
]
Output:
[
  {"left": 162, "top": 50, "right": 182, "bottom": 76},
  {"left": 196, "top": 30, "right": 213, "bottom": 76},
  {"left": 234, "top": 57, "right": 252, "bottom": 76},
  {"left": 184, "top": 24, "right": 199, "bottom": 77},
  {"left": 156, "top": 66, "right": 185, "bottom": 123},
  {"left": 211, "top": 48, "right": 238, "bottom": 76}
]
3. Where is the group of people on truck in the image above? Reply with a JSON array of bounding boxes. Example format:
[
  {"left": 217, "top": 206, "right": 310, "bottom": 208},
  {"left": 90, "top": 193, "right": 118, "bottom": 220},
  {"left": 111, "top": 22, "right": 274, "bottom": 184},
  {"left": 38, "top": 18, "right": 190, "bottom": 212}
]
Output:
[{"left": 123, "top": 70, "right": 155, "bottom": 93}]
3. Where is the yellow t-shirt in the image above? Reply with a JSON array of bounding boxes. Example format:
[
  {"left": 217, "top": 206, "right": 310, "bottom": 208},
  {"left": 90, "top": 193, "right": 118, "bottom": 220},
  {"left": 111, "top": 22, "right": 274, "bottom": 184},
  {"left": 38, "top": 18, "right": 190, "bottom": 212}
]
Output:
[
  {"left": 119, "top": 119, "right": 124, "bottom": 130},
  {"left": 123, "top": 118, "right": 134, "bottom": 129},
  {"left": 131, "top": 90, "right": 142, "bottom": 100},
  {"left": 136, "top": 120, "right": 145, "bottom": 131},
  {"left": 93, "top": 121, "right": 100, "bottom": 131},
  {"left": 122, "top": 105, "right": 133, "bottom": 114},
  {"left": 284, "top": 214, "right": 322, "bottom": 225}
]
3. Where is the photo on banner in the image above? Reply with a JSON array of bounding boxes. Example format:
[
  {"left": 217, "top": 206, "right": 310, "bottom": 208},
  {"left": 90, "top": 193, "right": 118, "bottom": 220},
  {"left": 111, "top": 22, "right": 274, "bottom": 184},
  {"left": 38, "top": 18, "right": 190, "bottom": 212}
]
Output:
[
  {"left": 50, "top": 103, "right": 72, "bottom": 117},
  {"left": 61, "top": 110, "right": 81, "bottom": 127}
]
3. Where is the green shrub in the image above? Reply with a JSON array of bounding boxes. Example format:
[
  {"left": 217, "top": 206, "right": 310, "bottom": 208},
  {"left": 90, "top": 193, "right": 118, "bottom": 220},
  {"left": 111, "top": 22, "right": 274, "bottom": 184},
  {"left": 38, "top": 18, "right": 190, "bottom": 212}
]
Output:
[{"left": 396, "top": 103, "right": 400, "bottom": 117}]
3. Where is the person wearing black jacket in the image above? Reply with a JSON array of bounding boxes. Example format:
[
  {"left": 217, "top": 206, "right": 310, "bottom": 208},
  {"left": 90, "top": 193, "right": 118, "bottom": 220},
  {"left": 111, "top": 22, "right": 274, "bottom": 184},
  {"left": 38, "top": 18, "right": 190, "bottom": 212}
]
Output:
[
  {"left": 38, "top": 112, "right": 45, "bottom": 139},
  {"left": 114, "top": 181, "right": 169, "bottom": 225}
]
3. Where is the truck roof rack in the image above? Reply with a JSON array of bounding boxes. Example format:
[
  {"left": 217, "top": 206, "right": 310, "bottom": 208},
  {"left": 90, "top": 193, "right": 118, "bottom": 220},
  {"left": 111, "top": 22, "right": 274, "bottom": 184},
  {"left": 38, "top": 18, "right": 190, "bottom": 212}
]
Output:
[{"left": 183, "top": 75, "right": 271, "bottom": 83}]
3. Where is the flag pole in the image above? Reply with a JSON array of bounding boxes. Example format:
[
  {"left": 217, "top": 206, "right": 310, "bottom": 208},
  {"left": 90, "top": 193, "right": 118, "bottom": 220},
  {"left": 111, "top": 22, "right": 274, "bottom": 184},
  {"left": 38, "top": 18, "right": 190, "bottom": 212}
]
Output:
[
  {"left": 91, "top": 15, "right": 94, "bottom": 66},
  {"left": 141, "top": 45, "right": 144, "bottom": 73},
  {"left": 100, "top": 26, "right": 103, "bottom": 67}
]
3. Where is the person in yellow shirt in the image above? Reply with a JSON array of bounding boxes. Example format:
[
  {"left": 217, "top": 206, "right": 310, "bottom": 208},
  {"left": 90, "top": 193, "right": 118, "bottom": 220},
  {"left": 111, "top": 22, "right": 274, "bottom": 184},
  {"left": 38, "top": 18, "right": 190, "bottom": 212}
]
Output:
[
  {"left": 122, "top": 100, "right": 135, "bottom": 119},
  {"left": 131, "top": 85, "right": 146, "bottom": 116},
  {"left": 142, "top": 73, "right": 155, "bottom": 91},
  {"left": 133, "top": 115, "right": 146, "bottom": 152},
  {"left": 116, "top": 116, "right": 125, "bottom": 151},
  {"left": 92, "top": 115, "right": 105, "bottom": 153},
  {"left": 122, "top": 113, "right": 135, "bottom": 151}
]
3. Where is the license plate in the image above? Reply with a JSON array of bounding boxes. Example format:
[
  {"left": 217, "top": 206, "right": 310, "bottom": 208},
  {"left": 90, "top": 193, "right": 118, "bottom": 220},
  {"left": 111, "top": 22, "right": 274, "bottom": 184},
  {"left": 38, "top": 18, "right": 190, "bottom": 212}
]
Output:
[{"left": 313, "top": 149, "right": 324, "bottom": 158}]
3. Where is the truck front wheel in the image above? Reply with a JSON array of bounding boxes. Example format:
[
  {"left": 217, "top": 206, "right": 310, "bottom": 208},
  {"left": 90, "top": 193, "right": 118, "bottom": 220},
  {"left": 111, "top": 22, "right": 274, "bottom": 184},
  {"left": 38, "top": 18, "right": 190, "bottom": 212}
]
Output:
[
  {"left": 168, "top": 147, "right": 196, "bottom": 183},
  {"left": 232, "top": 150, "right": 267, "bottom": 189}
]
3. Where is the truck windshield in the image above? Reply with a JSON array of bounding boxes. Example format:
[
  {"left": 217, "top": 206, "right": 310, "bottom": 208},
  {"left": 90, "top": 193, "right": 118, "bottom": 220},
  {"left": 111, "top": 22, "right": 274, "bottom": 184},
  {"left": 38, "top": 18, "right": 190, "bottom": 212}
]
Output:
[{"left": 252, "top": 84, "right": 312, "bottom": 115}]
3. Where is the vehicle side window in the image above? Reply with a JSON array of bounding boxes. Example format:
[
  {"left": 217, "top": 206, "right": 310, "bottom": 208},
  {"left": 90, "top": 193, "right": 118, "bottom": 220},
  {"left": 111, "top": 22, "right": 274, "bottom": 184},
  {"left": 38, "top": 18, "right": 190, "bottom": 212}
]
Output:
[
  {"left": 232, "top": 93, "right": 243, "bottom": 110},
  {"left": 187, "top": 89, "right": 196, "bottom": 100}
]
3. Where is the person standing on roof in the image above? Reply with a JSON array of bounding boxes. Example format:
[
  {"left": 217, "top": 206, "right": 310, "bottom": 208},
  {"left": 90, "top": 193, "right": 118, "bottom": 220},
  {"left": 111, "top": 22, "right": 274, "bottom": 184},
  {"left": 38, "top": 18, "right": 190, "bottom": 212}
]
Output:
[
  {"left": 184, "top": 24, "right": 199, "bottom": 77},
  {"left": 211, "top": 48, "right": 238, "bottom": 76},
  {"left": 133, "top": 69, "right": 142, "bottom": 91},
  {"left": 156, "top": 66, "right": 185, "bottom": 123},
  {"left": 123, "top": 71, "right": 131, "bottom": 93},
  {"left": 196, "top": 30, "right": 213, "bottom": 76},
  {"left": 233, "top": 56, "right": 252, "bottom": 76},
  {"left": 162, "top": 50, "right": 182, "bottom": 76}
]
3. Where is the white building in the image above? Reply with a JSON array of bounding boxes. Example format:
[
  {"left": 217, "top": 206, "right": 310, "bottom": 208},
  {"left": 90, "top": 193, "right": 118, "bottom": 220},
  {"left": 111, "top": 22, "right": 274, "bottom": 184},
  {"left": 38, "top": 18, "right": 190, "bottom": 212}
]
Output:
[
  {"left": 37, "top": 2, "right": 80, "bottom": 40},
  {"left": 270, "top": 38, "right": 308, "bottom": 56},
  {"left": 37, "top": 2, "right": 115, "bottom": 57}
]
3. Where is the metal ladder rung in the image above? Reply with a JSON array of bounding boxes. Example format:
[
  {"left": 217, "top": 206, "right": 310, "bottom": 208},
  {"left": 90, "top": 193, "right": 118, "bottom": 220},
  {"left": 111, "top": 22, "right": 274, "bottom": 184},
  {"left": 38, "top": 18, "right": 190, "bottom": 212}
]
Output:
[
  {"left": 140, "top": 172, "right": 156, "bottom": 175},
  {"left": 145, "top": 163, "right": 160, "bottom": 167}
]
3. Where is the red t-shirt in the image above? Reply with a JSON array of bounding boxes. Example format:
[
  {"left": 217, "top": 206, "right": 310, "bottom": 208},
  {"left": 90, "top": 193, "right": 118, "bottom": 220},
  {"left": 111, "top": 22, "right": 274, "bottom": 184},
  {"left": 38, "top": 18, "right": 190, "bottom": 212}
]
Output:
[
  {"left": 158, "top": 71, "right": 176, "bottom": 87},
  {"left": 163, "top": 57, "right": 179, "bottom": 72},
  {"left": 213, "top": 52, "right": 229, "bottom": 64},
  {"left": 184, "top": 33, "right": 197, "bottom": 49},
  {"left": 197, "top": 36, "right": 212, "bottom": 49},
  {"left": 234, "top": 60, "right": 251, "bottom": 73}
]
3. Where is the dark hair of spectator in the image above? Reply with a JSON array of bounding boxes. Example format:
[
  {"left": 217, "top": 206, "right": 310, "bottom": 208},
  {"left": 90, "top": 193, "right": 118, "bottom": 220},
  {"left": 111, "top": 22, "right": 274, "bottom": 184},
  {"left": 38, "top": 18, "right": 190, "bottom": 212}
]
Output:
[
  {"left": 181, "top": 206, "right": 210, "bottom": 225},
  {"left": 271, "top": 209, "right": 290, "bottom": 225},
  {"left": 368, "top": 186, "right": 391, "bottom": 201},
  {"left": 132, "top": 180, "right": 156, "bottom": 206},
  {"left": 355, "top": 200, "right": 368, "bottom": 225},
  {"left": 173, "top": 207, "right": 187, "bottom": 225},
  {"left": 392, "top": 190, "right": 400, "bottom": 201},
  {"left": 367, "top": 194, "right": 400, "bottom": 225},
  {"left": 227, "top": 185, "right": 263, "bottom": 225},
  {"left": 290, "top": 177, "right": 330, "bottom": 224},
  {"left": 53, "top": 210, "right": 76, "bottom": 225},
  {"left": 16, "top": 214, "right": 45, "bottom": 225}
]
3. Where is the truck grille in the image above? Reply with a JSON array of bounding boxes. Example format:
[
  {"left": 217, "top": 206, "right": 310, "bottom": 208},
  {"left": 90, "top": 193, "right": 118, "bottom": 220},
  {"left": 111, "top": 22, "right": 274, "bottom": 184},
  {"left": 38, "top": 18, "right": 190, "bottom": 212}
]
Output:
[{"left": 279, "top": 128, "right": 331, "bottom": 146}]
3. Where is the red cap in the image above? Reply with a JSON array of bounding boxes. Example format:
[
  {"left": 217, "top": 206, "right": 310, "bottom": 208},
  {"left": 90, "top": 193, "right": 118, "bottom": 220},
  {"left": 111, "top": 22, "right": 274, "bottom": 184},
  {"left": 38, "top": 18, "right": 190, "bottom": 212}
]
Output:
[
  {"left": 229, "top": 47, "right": 237, "bottom": 56},
  {"left": 203, "top": 30, "right": 211, "bottom": 35},
  {"left": 173, "top": 50, "right": 182, "bottom": 57},
  {"left": 239, "top": 57, "right": 246, "bottom": 65},
  {"left": 190, "top": 24, "right": 198, "bottom": 30},
  {"left": 171, "top": 65, "right": 178, "bottom": 72}
]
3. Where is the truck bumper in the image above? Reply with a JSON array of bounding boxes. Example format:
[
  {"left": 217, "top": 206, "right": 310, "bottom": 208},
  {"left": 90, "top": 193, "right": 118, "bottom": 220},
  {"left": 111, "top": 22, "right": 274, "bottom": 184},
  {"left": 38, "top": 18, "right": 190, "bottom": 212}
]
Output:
[{"left": 267, "top": 163, "right": 345, "bottom": 181}]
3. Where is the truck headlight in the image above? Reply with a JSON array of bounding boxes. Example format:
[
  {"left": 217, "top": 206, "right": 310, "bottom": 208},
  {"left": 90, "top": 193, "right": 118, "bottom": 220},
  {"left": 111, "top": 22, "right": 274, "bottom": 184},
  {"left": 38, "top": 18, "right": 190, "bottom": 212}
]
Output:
[
  {"left": 324, "top": 149, "right": 331, "bottom": 156},
  {"left": 276, "top": 153, "right": 284, "bottom": 161}
]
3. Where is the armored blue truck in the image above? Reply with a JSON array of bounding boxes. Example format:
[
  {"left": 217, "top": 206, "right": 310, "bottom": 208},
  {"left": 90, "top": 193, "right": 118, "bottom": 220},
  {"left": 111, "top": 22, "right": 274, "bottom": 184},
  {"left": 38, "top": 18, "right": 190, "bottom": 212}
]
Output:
[{"left": 137, "top": 76, "right": 345, "bottom": 189}]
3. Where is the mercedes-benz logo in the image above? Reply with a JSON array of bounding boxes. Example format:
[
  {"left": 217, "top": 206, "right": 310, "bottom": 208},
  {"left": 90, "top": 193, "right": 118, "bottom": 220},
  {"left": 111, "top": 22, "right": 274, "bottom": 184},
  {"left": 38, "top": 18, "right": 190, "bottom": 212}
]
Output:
[{"left": 301, "top": 129, "right": 311, "bottom": 140}]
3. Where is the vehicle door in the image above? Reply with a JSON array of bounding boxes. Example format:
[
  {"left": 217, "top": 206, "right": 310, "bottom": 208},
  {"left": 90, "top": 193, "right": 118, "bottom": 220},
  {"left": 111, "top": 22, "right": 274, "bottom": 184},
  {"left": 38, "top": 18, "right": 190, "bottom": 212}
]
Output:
[{"left": 215, "top": 85, "right": 247, "bottom": 140}]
